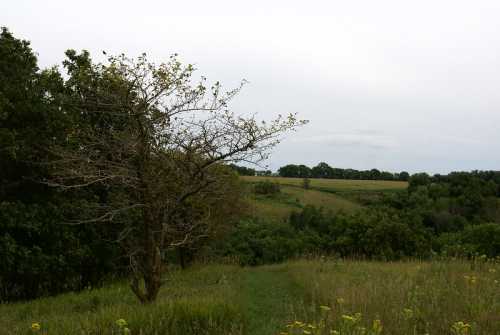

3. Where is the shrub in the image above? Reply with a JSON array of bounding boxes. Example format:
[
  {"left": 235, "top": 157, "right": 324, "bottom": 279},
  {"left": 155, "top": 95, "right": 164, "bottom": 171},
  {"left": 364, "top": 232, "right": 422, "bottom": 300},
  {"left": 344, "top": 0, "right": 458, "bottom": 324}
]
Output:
[
  {"left": 0, "top": 201, "right": 122, "bottom": 301},
  {"left": 459, "top": 223, "right": 500, "bottom": 256},
  {"left": 253, "top": 181, "right": 281, "bottom": 196}
]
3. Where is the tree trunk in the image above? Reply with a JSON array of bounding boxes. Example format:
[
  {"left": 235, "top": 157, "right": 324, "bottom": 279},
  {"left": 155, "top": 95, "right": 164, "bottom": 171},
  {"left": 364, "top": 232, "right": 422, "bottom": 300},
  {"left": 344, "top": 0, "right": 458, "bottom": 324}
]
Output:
[
  {"left": 130, "top": 243, "right": 162, "bottom": 303},
  {"left": 130, "top": 206, "right": 163, "bottom": 303},
  {"left": 178, "top": 247, "right": 187, "bottom": 270}
]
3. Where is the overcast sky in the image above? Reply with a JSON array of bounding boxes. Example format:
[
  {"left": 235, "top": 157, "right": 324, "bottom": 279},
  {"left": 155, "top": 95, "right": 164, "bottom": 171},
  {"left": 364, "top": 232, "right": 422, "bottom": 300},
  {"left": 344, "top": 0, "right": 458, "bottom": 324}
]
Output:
[{"left": 2, "top": 0, "right": 500, "bottom": 174}]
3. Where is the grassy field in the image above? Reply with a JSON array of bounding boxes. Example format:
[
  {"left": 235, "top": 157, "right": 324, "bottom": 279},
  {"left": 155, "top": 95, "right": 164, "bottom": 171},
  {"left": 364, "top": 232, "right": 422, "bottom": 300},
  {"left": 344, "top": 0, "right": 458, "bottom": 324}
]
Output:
[
  {"left": 246, "top": 185, "right": 361, "bottom": 220},
  {"left": 242, "top": 176, "right": 408, "bottom": 192},
  {"left": 2, "top": 260, "right": 499, "bottom": 334},
  {"left": 285, "top": 259, "right": 500, "bottom": 335},
  {"left": 0, "top": 265, "right": 245, "bottom": 335},
  {"left": 242, "top": 176, "right": 401, "bottom": 220}
]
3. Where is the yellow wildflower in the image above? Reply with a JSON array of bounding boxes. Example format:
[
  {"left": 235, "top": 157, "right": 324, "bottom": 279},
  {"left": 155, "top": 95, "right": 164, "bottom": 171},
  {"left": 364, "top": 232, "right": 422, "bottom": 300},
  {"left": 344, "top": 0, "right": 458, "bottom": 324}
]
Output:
[
  {"left": 116, "top": 318, "right": 128, "bottom": 327},
  {"left": 31, "top": 323, "right": 41, "bottom": 332},
  {"left": 403, "top": 308, "right": 413, "bottom": 319},
  {"left": 341, "top": 314, "right": 355, "bottom": 323},
  {"left": 464, "top": 275, "right": 477, "bottom": 284},
  {"left": 372, "top": 319, "right": 383, "bottom": 334},
  {"left": 451, "top": 321, "right": 471, "bottom": 335},
  {"left": 294, "top": 321, "right": 305, "bottom": 327}
]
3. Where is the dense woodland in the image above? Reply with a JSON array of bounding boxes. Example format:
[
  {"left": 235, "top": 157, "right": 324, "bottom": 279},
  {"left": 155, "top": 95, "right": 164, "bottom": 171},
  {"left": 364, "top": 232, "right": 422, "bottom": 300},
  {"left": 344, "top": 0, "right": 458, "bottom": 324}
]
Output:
[
  {"left": 1, "top": 27, "right": 500, "bottom": 305},
  {"left": 1, "top": 28, "right": 124, "bottom": 300}
]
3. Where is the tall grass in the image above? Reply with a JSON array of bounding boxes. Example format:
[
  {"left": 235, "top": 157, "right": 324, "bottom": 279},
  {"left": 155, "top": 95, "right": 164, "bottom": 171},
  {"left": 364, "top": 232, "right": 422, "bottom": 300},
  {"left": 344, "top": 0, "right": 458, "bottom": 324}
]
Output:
[
  {"left": 282, "top": 259, "right": 500, "bottom": 334},
  {"left": 3, "top": 260, "right": 499, "bottom": 334},
  {"left": 0, "top": 265, "right": 244, "bottom": 335}
]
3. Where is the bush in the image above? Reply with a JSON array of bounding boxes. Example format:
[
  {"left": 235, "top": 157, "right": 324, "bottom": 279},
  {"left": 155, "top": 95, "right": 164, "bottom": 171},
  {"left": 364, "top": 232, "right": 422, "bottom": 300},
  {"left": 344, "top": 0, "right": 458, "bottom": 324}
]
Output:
[
  {"left": 213, "top": 219, "right": 309, "bottom": 265},
  {"left": 216, "top": 205, "right": 438, "bottom": 264},
  {"left": 459, "top": 223, "right": 500, "bottom": 256},
  {"left": 253, "top": 181, "right": 281, "bottom": 196},
  {"left": 0, "top": 201, "right": 122, "bottom": 301}
]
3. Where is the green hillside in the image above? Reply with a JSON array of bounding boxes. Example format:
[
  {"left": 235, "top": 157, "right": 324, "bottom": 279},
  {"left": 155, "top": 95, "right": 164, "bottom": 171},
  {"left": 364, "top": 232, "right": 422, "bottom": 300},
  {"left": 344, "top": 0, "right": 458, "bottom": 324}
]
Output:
[
  {"left": 246, "top": 185, "right": 361, "bottom": 220},
  {"left": 242, "top": 176, "right": 405, "bottom": 220}
]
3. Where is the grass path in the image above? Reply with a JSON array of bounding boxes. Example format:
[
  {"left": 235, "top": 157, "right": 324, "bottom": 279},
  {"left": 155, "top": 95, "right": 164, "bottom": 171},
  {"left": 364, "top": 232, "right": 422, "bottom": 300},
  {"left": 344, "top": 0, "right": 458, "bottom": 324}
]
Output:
[{"left": 239, "top": 266, "right": 302, "bottom": 335}]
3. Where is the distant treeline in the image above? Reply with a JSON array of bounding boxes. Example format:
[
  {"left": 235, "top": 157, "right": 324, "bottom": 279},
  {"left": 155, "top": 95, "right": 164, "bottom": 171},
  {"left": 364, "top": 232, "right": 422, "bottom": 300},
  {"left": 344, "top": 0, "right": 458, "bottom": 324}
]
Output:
[
  {"left": 231, "top": 163, "right": 500, "bottom": 186},
  {"left": 229, "top": 164, "right": 272, "bottom": 176},
  {"left": 230, "top": 162, "right": 410, "bottom": 181},
  {"left": 278, "top": 163, "right": 409, "bottom": 181}
]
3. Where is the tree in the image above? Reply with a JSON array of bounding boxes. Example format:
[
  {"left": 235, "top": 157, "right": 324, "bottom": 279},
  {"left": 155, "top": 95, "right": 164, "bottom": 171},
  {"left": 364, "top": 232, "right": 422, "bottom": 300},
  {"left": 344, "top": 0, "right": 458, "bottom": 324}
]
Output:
[
  {"left": 297, "top": 164, "right": 312, "bottom": 178},
  {"left": 0, "top": 28, "right": 121, "bottom": 301},
  {"left": 399, "top": 171, "right": 410, "bottom": 181},
  {"left": 409, "top": 173, "right": 431, "bottom": 191},
  {"left": 0, "top": 26, "right": 52, "bottom": 200},
  {"left": 46, "top": 52, "right": 306, "bottom": 302},
  {"left": 229, "top": 164, "right": 255, "bottom": 176},
  {"left": 278, "top": 164, "right": 300, "bottom": 177},
  {"left": 311, "top": 162, "right": 333, "bottom": 179}
]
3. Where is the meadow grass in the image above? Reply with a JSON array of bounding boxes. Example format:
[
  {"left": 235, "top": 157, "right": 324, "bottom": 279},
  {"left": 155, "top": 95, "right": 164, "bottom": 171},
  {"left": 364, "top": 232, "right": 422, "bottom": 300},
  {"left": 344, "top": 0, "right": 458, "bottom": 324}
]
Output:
[
  {"left": 3, "top": 260, "right": 499, "bottom": 334},
  {"left": 281, "top": 187, "right": 361, "bottom": 212},
  {"left": 281, "top": 259, "right": 500, "bottom": 335},
  {"left": 246, "top": 186, "right": 361, "bottom": 220},
  {"left": 0, "top": 265, "right": 245, "bottom": 335},
  {"left": 241, "top": 176, "right": 408, "bottom": 192}
]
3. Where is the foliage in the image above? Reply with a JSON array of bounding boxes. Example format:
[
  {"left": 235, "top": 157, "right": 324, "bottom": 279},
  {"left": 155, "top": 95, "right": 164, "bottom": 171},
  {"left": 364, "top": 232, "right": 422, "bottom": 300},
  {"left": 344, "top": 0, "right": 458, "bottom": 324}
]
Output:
[
  {"left": 0, "top": 28, "right": 122, "bottom": 302},
  {"left": 0, "top": 201, "right": 121, "bottom": 301},
  {"left": 233, "top": 169, "right": 500, "bottom": 263},
  {"left": 253, "top": 181, "right": 281, "bottom": 196},
  {"left": 279, "top": 162, "right": 408, "bottom": 181},
  {"left": 212, "top": 219, "right": 305, "bottom": 265},
  {"left": 229, "top": 164, "right": 256, "bottom": 176}
]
